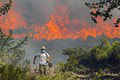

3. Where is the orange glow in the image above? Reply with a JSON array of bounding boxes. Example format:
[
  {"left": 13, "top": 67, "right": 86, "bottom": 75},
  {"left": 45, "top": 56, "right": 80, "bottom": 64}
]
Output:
[
  {"left": 0, "top": 2, "right": 120, "bottom": 40},
  {"left": 0, "top": 1, "right": 26, "bottom": 36},
  {"left": 31, "top": 5, "right": 120, "bottom": 40},
  {"left": 0, "top": 10, "right": 26, "bottom": 31}
]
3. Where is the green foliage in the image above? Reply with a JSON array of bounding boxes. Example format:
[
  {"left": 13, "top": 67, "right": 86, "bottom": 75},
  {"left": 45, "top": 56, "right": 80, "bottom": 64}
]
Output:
[
  {"left": 62, "top": 47, "right": 88, "bottom": 73},
  {"left": 85, "top": 38, "right": 112, "bottom": 69},
  {"left": 0, "top": 62, "right": 34, "bottom": 80},
  {"left": 35, "top": 72, "right": 80, "bottom": 80},
  {"left": 1, "top": 37, "right": 119, "bottom": 79},
  {"left": 107, "top": 41, "right": 120, "bottom": 71},
  {"left": 85, "top": 0, "right": 120, "bottom": 27},
  {"left": 35, "top": 72, "right": 65, "bottom": 80},
  {"left": 62, "top": 38, "right": 120, "bottom": 73},
  {"left": 0, "top": 61, "right": 83, "bottom": 80},
  {"left": 64, "top": 54, "right": 78, "bottom": 71},
  {"left": 0, "top": 0, "right": 12, "bottom": 16},
  {"left": 55, "top": 62, "right": 65, "bottom": 72},
  {"left": 111, "top": 41, "right": 120, "bottom": 60},
  {"left": 0, "top": 27, "right": 28, "bottom": 66},
  {"left": 97, "top": 69, "right": 105, "bottom": 76},
  {"left": 90, "top": 46, "right": 108, "bottom": 61}
]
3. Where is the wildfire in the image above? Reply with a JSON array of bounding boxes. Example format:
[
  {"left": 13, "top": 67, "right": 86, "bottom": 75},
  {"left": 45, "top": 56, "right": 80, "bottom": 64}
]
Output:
[
  {"left": 0, "top": 1, "right": 120, "bottom": 40},
  {"left": 0, "top": 10, "right": 26, "bottom": 31},
  {"left": 32, "top": 5, "right": 120, "bottom": 40},
  {"left": 0, "top": 1, "right": 26, "bottom": 35}
]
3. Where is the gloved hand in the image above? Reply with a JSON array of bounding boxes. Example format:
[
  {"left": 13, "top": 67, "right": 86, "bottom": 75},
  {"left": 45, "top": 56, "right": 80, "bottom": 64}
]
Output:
[{"left": 46, "top": 59, "right": 50, "bottom": 62}]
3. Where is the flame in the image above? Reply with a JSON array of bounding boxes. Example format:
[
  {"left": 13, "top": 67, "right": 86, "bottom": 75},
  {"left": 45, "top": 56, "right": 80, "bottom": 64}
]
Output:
[
  {"left": 0, "top": 1, "right": 26, "bottom": 34},
  {"left": 31, "top": 5, "right": 120, "bottom": 40},
  {"left": 0, "top": 1, "right": 120, "bottom": 40},
  {"left": 0, "top": 10, "right": 26, "bottom": 31}
]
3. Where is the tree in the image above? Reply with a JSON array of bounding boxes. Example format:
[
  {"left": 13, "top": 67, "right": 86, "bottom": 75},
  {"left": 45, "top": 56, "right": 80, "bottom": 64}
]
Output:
[
  {"left": 0, "top": 0, "right": 33, "bottom": 79},
  {"left": 62, "top": 38, "right": 120, "bottom": 74},
  {"left": 85, "top": 0, "right": 120, "bottom": 27},
  {"left": 62, "top": 47, "right": 88, "bottom": 73},
  {"left": 0, "top": 0, "right": 12, "bottom": 16},
  {"left": 107, "top": 41, "right": 120, "bottom": 72},
  {"left": 0, "top": 62, "right": 34, "bottom": 80},
  {"left": 64, "top": 54, "right": 78, "bottom": 72},
  {"left": 0, "top": 27, "right": 28, "bottom": 66},
  {"left": 0, "top": 0, "right": 28, "bottom": 66},
  {"left": 87, "top": 38, "right": 111, "bottom": 69}
]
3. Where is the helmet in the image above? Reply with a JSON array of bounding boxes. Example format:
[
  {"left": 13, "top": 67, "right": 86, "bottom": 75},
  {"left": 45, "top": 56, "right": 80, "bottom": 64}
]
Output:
[{"left": 41, "top": 46, "right": 46, "bottom": 50}]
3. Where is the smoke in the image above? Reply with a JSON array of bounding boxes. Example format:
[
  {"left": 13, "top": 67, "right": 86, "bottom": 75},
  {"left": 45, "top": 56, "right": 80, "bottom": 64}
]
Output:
[
  {"left": 25, "top": 37, "right": 101, "bottom": 65},
  {"left": 15, "top": 0, "right": 55, "bottom": 24},
  {"left": 14, "top": 0, "right": 91, "bottom": 24}
]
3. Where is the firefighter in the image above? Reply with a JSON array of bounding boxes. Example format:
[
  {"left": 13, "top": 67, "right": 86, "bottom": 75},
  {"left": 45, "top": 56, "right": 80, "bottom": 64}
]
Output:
[{"left": 33, "top": 46, "right": 51, "bottom": 75}]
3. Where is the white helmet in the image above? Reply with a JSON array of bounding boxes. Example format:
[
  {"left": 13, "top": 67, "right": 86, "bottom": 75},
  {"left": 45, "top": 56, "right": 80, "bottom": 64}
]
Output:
[{"left": 41, "top": 46, "right": 46, "bottom": 50}]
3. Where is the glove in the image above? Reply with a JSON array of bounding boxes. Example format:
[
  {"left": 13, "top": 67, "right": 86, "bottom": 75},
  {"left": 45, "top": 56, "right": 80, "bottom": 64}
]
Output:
[{"left": 46, "top": 59, "right": 50, "bottom": 62}]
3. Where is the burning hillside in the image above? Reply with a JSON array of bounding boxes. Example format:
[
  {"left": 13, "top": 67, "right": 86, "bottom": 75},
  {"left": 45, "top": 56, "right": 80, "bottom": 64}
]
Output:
[{"left": 0, "top": 0, "right": 120, "bottom": 40}]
